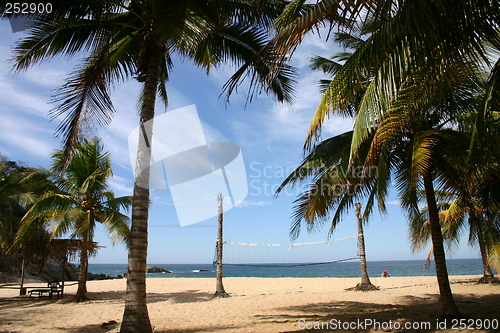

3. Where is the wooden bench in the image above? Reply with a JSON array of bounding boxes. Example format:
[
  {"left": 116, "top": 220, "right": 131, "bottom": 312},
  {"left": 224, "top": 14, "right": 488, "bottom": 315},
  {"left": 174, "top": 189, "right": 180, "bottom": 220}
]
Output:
[{"left": 28, "top": 281, "right": 62, "bottom": 299}]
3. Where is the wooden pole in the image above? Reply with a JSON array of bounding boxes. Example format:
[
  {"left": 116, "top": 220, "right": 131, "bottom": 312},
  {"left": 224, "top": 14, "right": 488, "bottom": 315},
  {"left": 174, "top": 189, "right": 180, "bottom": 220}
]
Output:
[{"left": 214, "top": 193, "right": 228, "bottom": 298}]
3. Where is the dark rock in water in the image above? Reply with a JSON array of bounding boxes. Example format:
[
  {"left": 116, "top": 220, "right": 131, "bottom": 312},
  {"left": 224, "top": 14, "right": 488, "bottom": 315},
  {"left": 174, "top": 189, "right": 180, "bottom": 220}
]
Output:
[
  {"left": 87, "top": 272, "right": 116, "bottom": 280},
  {"left": 146, "top": 266, "right": 172, "bottom": 273},
  {"left": 199, "top": 269, "right": 210, "bottom": 272}
]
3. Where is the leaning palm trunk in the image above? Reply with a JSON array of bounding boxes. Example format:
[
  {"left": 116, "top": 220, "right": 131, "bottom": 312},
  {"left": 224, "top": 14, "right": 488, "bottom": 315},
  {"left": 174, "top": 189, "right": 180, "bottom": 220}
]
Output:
[
  {"left": 353, "top": 203, "right": 378, "bottom": 291},
  {"left": 423, "top": 174, "right": 460, "bottom": 318},
  {"left": 474, "top": 219, "right": 498, "bottom": 283},
  {"left": 120, "top": 46, "right": 163, "bottom": 333},
  {"left": 75, "top": 246, "right": 89, "bottom": 302},
  {"left": 214, "top": 193, "right": 229, "bottom": 298}
]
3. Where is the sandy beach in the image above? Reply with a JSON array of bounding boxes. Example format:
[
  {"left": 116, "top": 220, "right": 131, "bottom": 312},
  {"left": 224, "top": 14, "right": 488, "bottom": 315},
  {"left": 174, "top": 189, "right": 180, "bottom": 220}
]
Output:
[{"left": 1, "top": 276, "right": 499, "bottom": 332}]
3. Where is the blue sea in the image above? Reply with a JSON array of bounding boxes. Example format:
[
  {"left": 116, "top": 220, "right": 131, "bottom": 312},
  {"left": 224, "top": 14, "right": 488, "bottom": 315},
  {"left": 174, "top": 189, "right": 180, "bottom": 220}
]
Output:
[{"left": 88, "top": 258, "right": 489, "bottom": 279}]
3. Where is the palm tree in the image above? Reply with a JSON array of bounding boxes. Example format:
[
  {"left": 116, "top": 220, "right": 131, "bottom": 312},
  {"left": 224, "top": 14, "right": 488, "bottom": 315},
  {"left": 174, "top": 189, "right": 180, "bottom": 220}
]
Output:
[
  {"left": 275, "top": 22, "right": 380, "bottom": 290},
  {"left": 410, "top": 191, "right": 500, "bottom": 283},
  {"left": 0, "top": 156, "right": 55, "bottom": 287},
  {"left": 410, "top": 111, "right": 500, "bottom": 284},
  {"left": 214, "top": 193, "right": 229, "bottom": 298},
  {"left": 7, "top": 1, "right": 294, "bottom": 330},
  {"left": 277, "top": 9, "right": 498, "bottom": 315},
  {"left": 353, "top": 202, "right": 377, "bottom": 290},
  {"left": 0, "top": 157, "right": 27, "bottom": 252},
  {"left": 16, "top": 138, "right": 132, "bottom": 302}
]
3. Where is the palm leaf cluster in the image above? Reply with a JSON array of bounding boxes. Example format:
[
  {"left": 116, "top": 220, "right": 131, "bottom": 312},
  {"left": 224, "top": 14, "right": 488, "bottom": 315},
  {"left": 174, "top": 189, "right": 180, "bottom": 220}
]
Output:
[
  {"left": 16, "top": 138, "right": 132, "bottom": 301},
  {"left": 0, "top": 156, "right": 56, "bottom": 279},
  {"left": 273, "top": 1, "right": 500, "bottom": 318},
  {"left": 4, "top": 1, "right": 296, "bottom": 331},
  {"left": 6, "top": 0, "right": 296, "bottom": 167}
]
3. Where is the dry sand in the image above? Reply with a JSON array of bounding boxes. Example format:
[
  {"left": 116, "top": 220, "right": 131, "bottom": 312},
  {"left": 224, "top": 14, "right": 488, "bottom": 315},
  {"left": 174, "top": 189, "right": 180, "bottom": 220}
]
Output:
[{"left": 1, "top": 276, "right": 499, "bottom": 332}]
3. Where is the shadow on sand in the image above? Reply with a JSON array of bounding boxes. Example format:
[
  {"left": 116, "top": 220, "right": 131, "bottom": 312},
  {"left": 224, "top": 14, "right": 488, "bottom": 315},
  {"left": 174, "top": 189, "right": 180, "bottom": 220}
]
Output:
[
  {"left": 3, "top": 281, "right": 499, "bottom": 332},
  {"left": 262, "top": 292, "right": 500, "bottom": 332}
]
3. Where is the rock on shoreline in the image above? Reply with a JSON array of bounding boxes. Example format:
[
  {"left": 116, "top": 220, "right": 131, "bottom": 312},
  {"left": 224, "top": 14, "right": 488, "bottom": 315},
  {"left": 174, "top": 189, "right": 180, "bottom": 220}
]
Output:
[{"left": 146, "top": 266, "right": 172, "bottom": 273}]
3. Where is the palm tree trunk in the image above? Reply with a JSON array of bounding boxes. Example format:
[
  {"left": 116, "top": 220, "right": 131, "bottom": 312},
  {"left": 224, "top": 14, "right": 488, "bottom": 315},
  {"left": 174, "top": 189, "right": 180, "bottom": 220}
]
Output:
[
  {"left": 423, "top": 174, "right": 460, "bottom": 318},
  {"left": 475, "top": 219, "right": 497, "bottom": 283},
  {"left": 75, "top": 247, "right": 89, "bottom": 302},
  {"left": 120, "top": 45, "right": 163, "bottom": 333},
  {"left": 214, "top": 193, "right": 229, "bottom": 298},
  {"left": 354, "top": 203, "right": 377, "bottom": 291},
  {"left": 19, "top": 258, "right": 26, "bottom": 296},
  {"left": 61, "top": 254, "right": 67, "bottom": 297},
  {"left": 84, "top": 259, "right": 88, "bottom": 293}
]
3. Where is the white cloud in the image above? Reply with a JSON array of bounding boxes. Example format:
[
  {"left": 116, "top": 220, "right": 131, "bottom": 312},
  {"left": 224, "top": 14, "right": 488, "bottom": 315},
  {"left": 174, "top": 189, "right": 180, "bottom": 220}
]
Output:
[
  {"left": 0, "top": 111, "right": 58, "bottom": 159},
  {"left": 19, "top": 65, "right": 70, "bottom": 87},
  {"left": 236, "top": 200, "right": 273, "bottom": 207},
  {"left": 150, "top": 194, "right": 175, "bottom": 206},
  {"left": 107, "top": 175, "right": 133, "bottom": 196}
]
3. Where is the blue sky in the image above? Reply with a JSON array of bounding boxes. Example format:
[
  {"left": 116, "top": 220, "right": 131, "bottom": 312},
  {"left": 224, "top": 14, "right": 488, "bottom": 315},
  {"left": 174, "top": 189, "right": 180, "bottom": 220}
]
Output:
[{"left": 0, "top": 20, "right": 481, "bottom": 264}]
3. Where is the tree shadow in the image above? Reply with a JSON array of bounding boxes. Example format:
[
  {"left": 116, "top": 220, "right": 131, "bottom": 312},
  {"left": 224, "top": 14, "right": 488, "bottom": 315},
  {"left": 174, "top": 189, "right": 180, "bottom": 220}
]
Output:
[
  {"left": 53, "top": 321, "right": 120, "bottom": 333},
  {"left": 53, "top": 319, "right": 241, "bottom": 333},
  {"left": 157, "top": 290, "right": 213, "bottom": 304},
  {"left": 259, "top": 292, "right": 500, "bottom": 332},
  {"left": 153, "top": 323, "right": 246, "bottom": 333},
  {"left": 0, "top": 296, "right": 65, "bottom": 309},
  {"left": 83, "top": 289, "right": 213, "bottom": 305},
  {"left": 0, "top": 296, "right": 69, "bottom": 329}
]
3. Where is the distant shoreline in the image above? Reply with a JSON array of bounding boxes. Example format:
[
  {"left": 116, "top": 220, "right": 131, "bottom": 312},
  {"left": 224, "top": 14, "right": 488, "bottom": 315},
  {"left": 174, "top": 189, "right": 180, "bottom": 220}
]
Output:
[
  {"left": 88, "top": 258, "right": 483, "bottom": 265},
  {"left": 86, "top": 258, "right": 489, "bottom": 279}
]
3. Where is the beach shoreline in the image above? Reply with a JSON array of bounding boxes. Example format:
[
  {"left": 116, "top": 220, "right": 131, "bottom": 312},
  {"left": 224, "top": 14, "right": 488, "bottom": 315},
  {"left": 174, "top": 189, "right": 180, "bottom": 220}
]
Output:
[{"left": 1, "top": 275, "right": 499, "bottom": 332}]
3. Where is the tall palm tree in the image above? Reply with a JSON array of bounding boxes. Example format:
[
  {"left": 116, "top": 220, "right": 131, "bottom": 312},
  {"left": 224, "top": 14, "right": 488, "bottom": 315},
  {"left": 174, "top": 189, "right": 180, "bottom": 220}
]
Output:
[
  {"left": 410, "top": 191, "right": 500, "bottom": 283},
  {"left": 7, "top": 1, "right": 294, "bottom": 331},
  {"left": 410, "top": 112, "right": 500, "bottom": 283},
  {"left": 0, "top": 156, "right": 54, "bottom": 283},
  {"left": 277, "top": 10, "right": 496, "bottom": 315},
  {"left": 16, "top": 138, "right": 132, "bottom": 302},
  {"left": 0, "top": 157, "right": 27, "bottom": 252},
  {"left": 214, "top": 193, "right": 229, "bottom": 298}
]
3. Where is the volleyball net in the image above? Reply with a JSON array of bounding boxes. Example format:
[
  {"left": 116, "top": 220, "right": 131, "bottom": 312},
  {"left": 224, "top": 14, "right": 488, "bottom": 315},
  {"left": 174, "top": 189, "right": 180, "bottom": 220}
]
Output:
[{"left": 214, "top": 235, "right": 360, "bottom": 267}]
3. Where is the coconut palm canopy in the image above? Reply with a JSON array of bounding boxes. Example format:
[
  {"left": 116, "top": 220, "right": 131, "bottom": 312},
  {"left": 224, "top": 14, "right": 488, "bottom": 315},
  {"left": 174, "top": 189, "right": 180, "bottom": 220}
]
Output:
[
  {"left": 48, "top": 238, "right": 101, "bottom": 262},
  {"left": 4, "top": 1, "right": 296, "bottom": 331},
  {"left": 1, "top": 0, "right": 500, "bottom": 329},
  {"left": 16, "top": 138, "right": 131, "bottom": 301},
  {"left": 2, "top": 1, "right": 495, "bottom": 269},
  {"left": 274, "top": 2, "right": 500, "bottom": 318}
]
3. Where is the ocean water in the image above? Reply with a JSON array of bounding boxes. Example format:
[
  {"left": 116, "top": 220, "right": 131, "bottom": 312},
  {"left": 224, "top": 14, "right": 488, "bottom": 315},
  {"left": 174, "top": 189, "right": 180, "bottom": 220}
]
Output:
[{"left": 87, "top": 258, "right": 489, "bottom": 279}]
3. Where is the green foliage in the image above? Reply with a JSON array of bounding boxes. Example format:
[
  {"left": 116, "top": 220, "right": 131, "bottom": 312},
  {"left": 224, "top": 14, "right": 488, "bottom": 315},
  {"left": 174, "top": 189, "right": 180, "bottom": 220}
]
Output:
[
  {"left": 10, "top": 0, "right": 295, "bottom": 167},
  {"left": 17, "top": 138, "right": 131, "bottom": 248}
]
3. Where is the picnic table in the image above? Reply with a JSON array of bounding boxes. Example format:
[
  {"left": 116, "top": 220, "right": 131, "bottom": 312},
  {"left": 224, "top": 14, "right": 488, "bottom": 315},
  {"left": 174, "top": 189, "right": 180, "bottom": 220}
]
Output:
[{"left": 27, "top": 281, "right": 62, "bottom": 299}]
